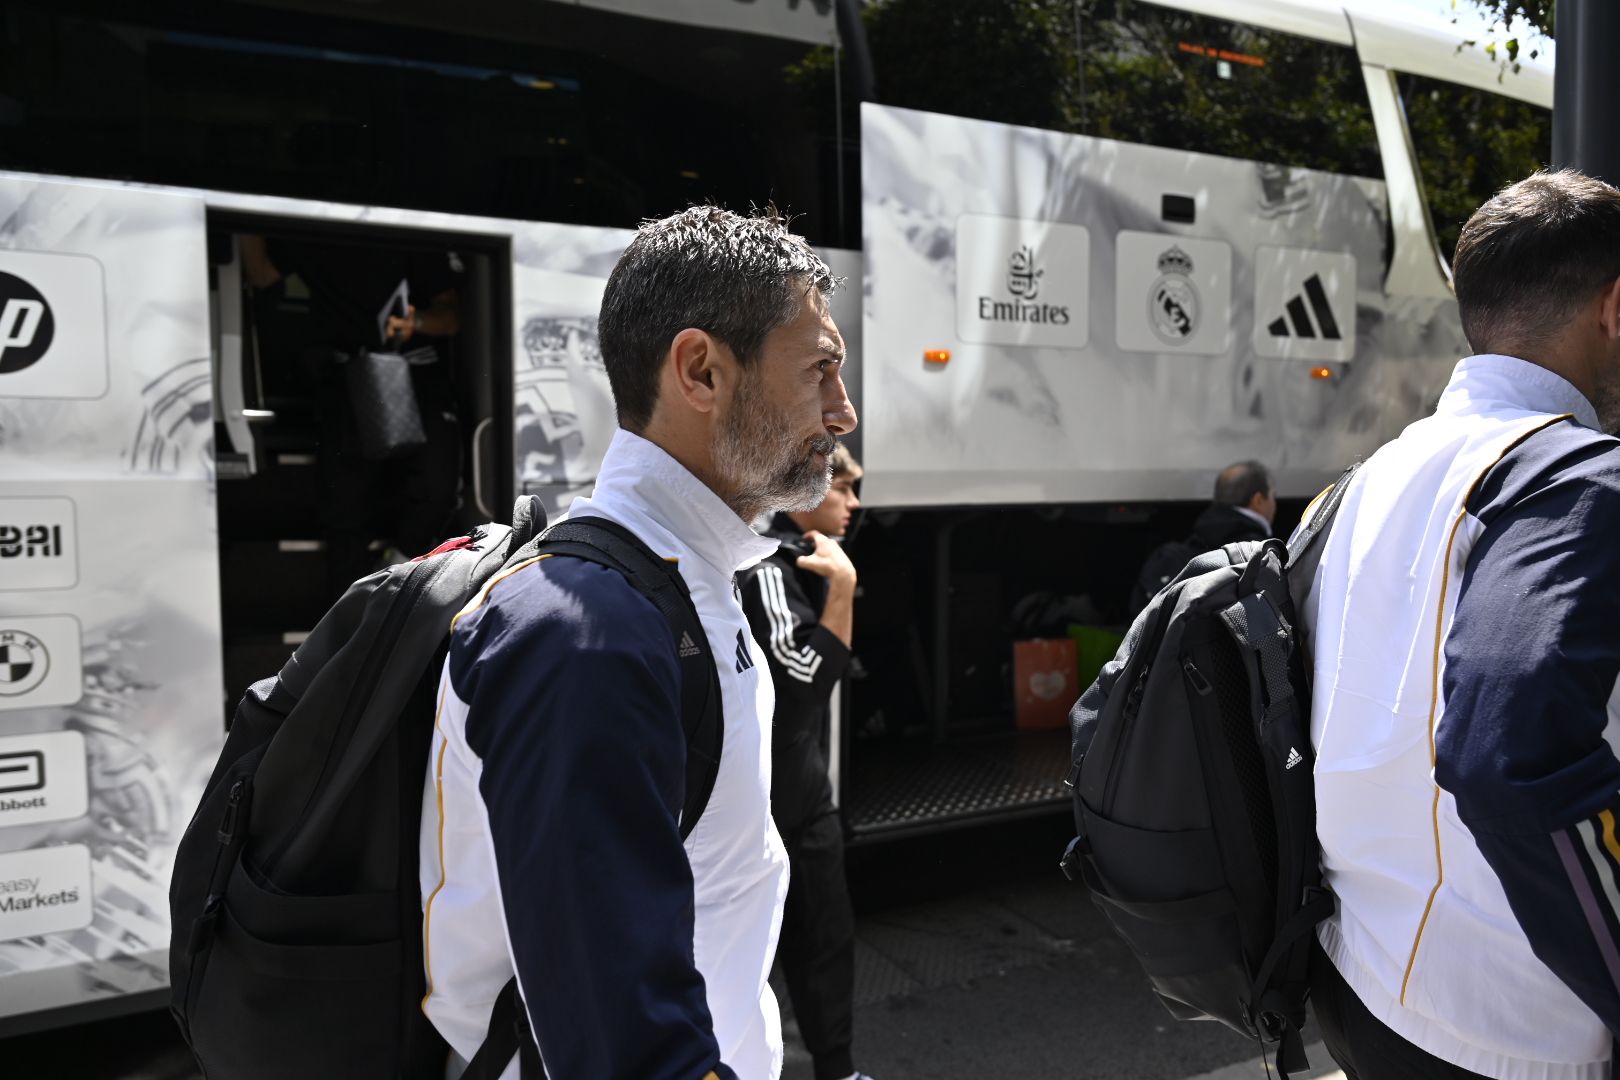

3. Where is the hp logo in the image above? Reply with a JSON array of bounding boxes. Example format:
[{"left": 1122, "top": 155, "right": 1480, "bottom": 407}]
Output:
[{"left": 0, "top": 271, "right": 55, "bottom": 374}]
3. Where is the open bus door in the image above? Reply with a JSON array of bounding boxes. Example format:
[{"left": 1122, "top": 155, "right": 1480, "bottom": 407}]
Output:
[{"left": 0, "top": 174, "right": 225, "bottom": 1033}]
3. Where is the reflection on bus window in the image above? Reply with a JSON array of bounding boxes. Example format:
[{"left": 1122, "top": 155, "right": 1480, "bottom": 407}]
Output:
[
  {"left": 0, "top": 2, "right": 842, "bottom": 241},
  {"left": 1397, "top": 72, "right": 1551, "bottom": 266},
  {"left": 1079, "top": 0, "right": 1381, "bottom": 178},
  {"left": 792, "top": 0, "right": 1380, "bottom": 179}
]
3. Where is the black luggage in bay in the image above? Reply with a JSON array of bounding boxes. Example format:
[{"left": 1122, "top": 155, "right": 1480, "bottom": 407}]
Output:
[
  {"left": 1061, "top": 466, "right": 1356, "bottom": 1077},
  {"left": 168, "top": 498, "right": 723, "bottom": 1079}
]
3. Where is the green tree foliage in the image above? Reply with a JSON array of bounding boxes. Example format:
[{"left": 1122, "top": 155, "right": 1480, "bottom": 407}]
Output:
[
  {"left": 1459, "top": 1, "right": 1554, "bottom": 36},
  {"left": 1399, "top": 72, "right": 1551, "bottom": 260}
]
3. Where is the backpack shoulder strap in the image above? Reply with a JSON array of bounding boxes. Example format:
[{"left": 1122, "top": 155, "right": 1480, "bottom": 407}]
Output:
[
  {"left": 526, "top": 516, "right": 724, "bottom": 843},
  {"left": 1287, "top": 462, "right": 1360, "bottom": 565}
]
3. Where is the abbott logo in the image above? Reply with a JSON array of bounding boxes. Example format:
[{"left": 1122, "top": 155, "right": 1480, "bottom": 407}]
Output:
[
  {"left": 957, "top": 216, "right": 1090, "bottom": 349},
  {"left": 0, "top": 272, "right": 54, "bottom": 374}
]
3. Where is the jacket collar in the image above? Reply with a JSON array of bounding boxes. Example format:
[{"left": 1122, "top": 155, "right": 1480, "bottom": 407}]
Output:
[
  {"left": 570, "top": 428, "right": 780, "bottom": 577},
  {"left": 1440, "top": 354, "right": 1600, "bottom": 431}
]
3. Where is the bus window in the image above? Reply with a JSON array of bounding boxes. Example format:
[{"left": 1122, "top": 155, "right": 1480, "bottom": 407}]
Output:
[
  {"left": 1396, "top": 72, "right": 1552, "bottom": 266},
  {"left": 815, "top": 0, "right": 1380, "bottom": 179},
  {"left": 0, "top": 2, "right": 845, "bottom": 243},
  {"left": 1077, "top": 0, "right": 1381, "bottom": 178}
]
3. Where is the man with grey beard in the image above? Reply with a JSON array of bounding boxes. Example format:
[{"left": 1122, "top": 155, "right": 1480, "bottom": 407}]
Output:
[{"left": 419, "top": 206, "right": 856, "bottom": 1080}]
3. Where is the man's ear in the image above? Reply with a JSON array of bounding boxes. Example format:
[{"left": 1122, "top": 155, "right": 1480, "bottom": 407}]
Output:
[
  {"left": 1602, "top": 277, "right": 1620, "bottom": 341},
  {"left": 666, "top": 328, "right": 733, "bottom": 415}
]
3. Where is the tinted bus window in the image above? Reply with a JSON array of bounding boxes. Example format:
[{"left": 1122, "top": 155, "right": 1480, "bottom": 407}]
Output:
[
  {"left": 813, "top": 0, "right": 1380, "bottom": 179},
  {"left": 1396, "top": 72, "right": 1551, "bottom": 264},
  {"left": 0, "top": 1, "right": 844, "bottom": 242},
  {"left": 1077, "top": 0, "right": 1381, "bottom": 178}
]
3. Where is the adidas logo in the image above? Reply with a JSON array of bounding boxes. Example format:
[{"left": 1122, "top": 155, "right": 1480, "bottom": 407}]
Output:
[
  {"left": 734, "top": 629, "right": 754, "bottom": 673},
  {"left": 678, "top": 631, "right": 701, "bottom": 659},
  {"left": 1285, "top": 747, "right": 1304, "bottom": 770},
  {"left": 1266, "top": 273, "right": 1342, "bottom": 341}
]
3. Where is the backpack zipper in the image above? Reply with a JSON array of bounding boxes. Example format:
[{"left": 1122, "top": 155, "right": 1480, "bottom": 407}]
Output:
[
  {"left": 1100, "top": 662, "right": 1152, "bottom": 816},
  {"left": 1182, "top": 657, "right": 1214, "bottom": 696},
  {"left": 182, "top": 775, "right": 250, "bottom": 1050}
]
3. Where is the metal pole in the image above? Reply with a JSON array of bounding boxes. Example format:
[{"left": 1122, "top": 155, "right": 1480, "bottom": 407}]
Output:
[{"left": 1552, "top": 0, "right": 1620, "bottom": 186}]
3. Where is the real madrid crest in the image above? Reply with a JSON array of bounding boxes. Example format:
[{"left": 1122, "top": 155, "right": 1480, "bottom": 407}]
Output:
[
  {"left": 0, "top": 628, "right": 49, "bottom": 697},
  {"left": 1148, "top": 246, "right": 1199, "bottom": 346}
]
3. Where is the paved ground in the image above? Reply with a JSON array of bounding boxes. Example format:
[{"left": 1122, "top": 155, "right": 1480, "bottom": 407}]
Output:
[
  {"left": 777, "top": 814, "right": 1336, "bottom": 1080},
  {"left": 0, "top": 813, "right": 1343, "bottom": 1080}
]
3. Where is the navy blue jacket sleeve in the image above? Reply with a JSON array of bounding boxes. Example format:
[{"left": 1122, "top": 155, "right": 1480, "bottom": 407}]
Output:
[
  {"left": 451, "top": 556, "right": 735, "bottom": 1080},
  {"left": 1439, "top": 422, "right": 1620, "bottom": 1036},
  {"left": 740, "top": 554, "right": 850, "bottom": 703}
]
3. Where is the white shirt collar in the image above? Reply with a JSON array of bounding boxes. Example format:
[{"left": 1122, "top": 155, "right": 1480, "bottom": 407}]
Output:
[
  {"left": 568, "top": 428, "right": 780, "bottom": 577},
  {"left": 1440, "top": 354, "right": 1600, "bottom": 431}
]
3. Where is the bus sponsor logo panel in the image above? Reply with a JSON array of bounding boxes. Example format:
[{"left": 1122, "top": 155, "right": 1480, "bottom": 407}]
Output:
[
  {"left": 1114, "top": 232, "right": 1233, "bottom": 355},
  {"left": 0, "top": 249, "right": 108, "bottom": 399},
  {"left": 0, "top": 844, "right": 93, "bottom": 940},
  {"left": 956, "top": 215, "right": 1090, "bottom": 349},
  {"left": 0, "top": 497, "right": 78, "bottom": 590},
  {"left": 0, "top": 616, "right": 83, "bottom": 711},
  {"left": 0, "top": 731, "right": 88, "bottom": 827},
  {"left": 0, "top": 271, "right": 55, "bottom": 374},
  {"left": 1253, "top": 246, "right": 1356, "bottom": 362}
]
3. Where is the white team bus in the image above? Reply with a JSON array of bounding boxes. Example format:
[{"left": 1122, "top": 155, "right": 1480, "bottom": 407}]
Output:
[{"left": 0, "top": 0, "right": 1553, "bottom": 1031}]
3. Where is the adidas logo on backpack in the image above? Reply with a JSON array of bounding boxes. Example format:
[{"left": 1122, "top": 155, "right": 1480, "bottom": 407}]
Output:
[
  {"left": 1061, "top": 464, "right": 1358, "bottom": 1080},
  {"left": 679, "top": 630, "right": 702, "bottom": 658}
]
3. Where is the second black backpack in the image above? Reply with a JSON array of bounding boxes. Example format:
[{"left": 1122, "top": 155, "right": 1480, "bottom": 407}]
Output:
[
  {"left": 168, "top": 500, "right": 723, "bottom": 1080},
  {"left": 1061, "top": 466, "right": 1356, "bottom": 1077}
]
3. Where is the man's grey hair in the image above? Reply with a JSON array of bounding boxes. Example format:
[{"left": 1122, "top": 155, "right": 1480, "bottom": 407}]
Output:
[
  {"left": 597, "top": 205, "right": 840, "bottom": 431},
  {"left": 1214, "top": 460, "right": 1271, "bottom": 508},
  {"left": 1453, "top": 170, "right": 1620, "bottom": 355}
]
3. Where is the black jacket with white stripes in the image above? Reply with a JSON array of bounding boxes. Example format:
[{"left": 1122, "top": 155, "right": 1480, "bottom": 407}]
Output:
[{"left": 740, "top": 515, "right": 852, "bottom": 828}]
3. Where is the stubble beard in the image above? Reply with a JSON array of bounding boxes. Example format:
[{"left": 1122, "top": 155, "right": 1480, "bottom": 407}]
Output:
[
  {"left": 713, "top": 374, "right": 837, "bottom": 520},
  {"left": 1596, "top": 341, "right": 1620, "bottom": 436}
]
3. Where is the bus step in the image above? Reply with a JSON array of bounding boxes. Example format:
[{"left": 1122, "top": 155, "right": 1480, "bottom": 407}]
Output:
[{"left": 843, "top": 728, "right": 1070, "bottom": 843}]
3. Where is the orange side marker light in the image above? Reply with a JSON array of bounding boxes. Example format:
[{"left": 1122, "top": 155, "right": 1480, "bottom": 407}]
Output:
[
  {"left": 924, "top": 349, "right": 952, "bottom": 365},
  {"left": 1309, "top": 366, "right": 1334, "bottom": 380}
]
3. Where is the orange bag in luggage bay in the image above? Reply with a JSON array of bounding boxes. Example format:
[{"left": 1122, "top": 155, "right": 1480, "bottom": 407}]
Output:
[{"left": 1013, "top": 638, "right": 1078, "bottom": 730}]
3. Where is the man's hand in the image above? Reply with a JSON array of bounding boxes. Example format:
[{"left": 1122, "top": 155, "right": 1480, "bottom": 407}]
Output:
[
  {"left": 385, "top": 304, "right": 418, "bottom": 345},
  {"left": 796, "top": 530, "right": 856, "bottom": 588},
  {"left": 239, "top": 235, "right": 283, "bottom": 290}
]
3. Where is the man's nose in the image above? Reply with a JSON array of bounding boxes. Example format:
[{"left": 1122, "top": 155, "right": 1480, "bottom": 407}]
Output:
[{"left": 824, "top": 371, "right": 857, "bottom": 436}]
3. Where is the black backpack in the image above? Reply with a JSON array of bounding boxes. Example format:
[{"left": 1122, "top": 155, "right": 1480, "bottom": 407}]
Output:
[
  {"left": 169, "top": 499, "right": 723, "bottom": 1080},
  {"left": 1060, "top": 466, "right": 1356, "bottom": 1078},
  {"left": 1128, "top": 538, "right": 1203, "bottom": 619}
]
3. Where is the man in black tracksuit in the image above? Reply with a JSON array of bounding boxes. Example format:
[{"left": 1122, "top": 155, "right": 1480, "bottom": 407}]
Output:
[{"left": 741, "top": 447, "right": 871, "bottom": 1080}]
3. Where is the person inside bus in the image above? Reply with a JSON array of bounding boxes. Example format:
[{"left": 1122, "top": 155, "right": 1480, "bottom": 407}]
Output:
[
  {"left": 238, "top": 233, "right": 464, "bottom": 596},
  {"left": 740, "top": 445, "right": 872, "bottom": 1080},
  {"left": 417, "top": 205, "right": 857, "bottom": 1080},
  {"left": 1128, "top": 459, "right": 1275, "bottom": 616}
]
